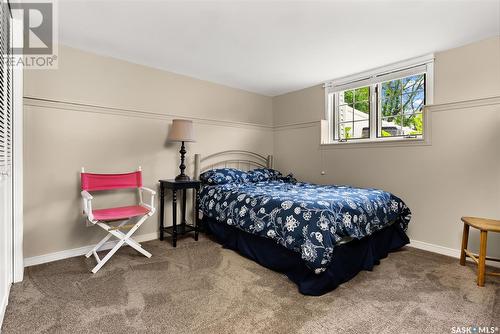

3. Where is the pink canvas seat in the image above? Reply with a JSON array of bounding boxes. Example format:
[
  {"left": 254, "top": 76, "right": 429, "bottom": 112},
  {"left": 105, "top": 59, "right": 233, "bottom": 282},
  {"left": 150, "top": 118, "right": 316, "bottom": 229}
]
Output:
[
  {"left": 92, "top": 205, "right": 150, "bottom": 221},
  {"left": 80, "top": 167, "right": 156, "bottom": 273}
]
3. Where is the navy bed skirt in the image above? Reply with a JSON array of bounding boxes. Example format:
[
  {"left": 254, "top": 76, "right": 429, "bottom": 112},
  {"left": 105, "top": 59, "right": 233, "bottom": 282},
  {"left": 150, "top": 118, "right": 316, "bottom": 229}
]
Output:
[{"left": 203, "top": 217, "right": 410, "bottom": 296}]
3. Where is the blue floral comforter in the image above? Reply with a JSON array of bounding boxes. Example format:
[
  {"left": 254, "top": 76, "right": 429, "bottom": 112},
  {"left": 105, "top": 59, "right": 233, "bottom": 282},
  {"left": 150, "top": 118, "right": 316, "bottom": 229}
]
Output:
[{"left": 199, "top": 180, "right": 411, "bottom": 274}]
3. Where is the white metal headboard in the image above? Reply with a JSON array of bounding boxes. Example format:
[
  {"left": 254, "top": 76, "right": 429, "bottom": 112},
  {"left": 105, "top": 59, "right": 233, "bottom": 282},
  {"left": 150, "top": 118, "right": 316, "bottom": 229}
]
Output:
[{"left": 194, "top": 150, "right": 273, "bottom": 179}]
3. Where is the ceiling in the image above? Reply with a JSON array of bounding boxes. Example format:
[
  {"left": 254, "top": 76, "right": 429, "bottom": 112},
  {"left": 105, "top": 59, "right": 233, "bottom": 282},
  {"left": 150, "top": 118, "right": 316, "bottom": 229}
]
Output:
[{"left": 59, "top": 0, "right": 500, "bottom": 96}]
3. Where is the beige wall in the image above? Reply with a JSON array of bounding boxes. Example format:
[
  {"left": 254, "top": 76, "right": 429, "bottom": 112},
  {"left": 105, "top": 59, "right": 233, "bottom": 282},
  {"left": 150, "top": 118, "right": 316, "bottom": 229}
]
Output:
[
  {"left": 273, "top": 36, "right": 500, "bottom": 258},
  {"left": 434, "top": 36, "right": 500, "bottom": 104},
  {"left": 25, "top": 46, "right": 273, "bottom": 126},
  {"left": 24, "top": 45, "right": 273, "bottom": 259},
  {"left": 273, "top": 85, "right": 325, "bottom": 125}
]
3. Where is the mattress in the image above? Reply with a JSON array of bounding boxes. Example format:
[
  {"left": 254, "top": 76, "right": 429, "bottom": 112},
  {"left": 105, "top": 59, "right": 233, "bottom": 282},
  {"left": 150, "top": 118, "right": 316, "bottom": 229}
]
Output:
[{"left": 199, "top": 179, "right": 411, "bottom": 274}]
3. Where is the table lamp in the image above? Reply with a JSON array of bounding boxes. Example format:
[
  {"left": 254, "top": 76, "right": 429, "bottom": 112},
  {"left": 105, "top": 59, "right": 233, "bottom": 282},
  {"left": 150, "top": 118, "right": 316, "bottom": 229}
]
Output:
[{"left": 167, "top": 119, "right": 195, "bottom": 181}]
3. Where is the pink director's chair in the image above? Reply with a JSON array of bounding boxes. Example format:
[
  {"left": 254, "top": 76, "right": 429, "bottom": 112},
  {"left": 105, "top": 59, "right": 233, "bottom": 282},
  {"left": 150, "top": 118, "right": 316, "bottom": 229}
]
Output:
[{"left": 81, "top": 167, "right": 156, "bottom": 273}]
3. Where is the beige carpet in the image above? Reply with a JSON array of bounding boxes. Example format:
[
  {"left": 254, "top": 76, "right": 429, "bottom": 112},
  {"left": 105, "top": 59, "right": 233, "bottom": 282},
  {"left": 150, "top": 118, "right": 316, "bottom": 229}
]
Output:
[{"left": 2, "top": 236, "right": 499, "bottom": 334}]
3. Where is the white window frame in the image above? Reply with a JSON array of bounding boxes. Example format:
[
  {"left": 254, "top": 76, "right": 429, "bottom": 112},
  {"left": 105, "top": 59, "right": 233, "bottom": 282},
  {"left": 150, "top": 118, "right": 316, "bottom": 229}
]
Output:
[{"left": 322, "top": 54, "right": 434, "bottom": 147}]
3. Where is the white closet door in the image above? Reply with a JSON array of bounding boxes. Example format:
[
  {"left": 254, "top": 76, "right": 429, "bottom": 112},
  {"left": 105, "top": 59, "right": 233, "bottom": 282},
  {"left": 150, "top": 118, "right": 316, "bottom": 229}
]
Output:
[{"left": 0, "top": 0, "right": 13, "bottom": 324}]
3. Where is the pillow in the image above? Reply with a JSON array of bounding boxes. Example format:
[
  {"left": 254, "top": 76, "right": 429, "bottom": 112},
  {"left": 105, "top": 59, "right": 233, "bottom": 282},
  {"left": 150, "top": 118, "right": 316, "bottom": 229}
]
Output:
[
  {"left": 247, "top": 168, "right": 283, "bottom": 182},
  {"left": 200, "top": 168, "right": 248, "bottom": 185},
  {"left": 279, "top": 173, "right": 297, "bottom": 184}
]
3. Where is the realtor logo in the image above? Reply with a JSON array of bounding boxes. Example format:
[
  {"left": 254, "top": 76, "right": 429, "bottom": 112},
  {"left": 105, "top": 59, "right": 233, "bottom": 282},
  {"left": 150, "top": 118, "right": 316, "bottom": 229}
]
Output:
[
  {"left": 10, "top": 2, "right": 53, "bottom": 54},
  {"left": 5, "top": 0, "right": 58, "bottom": 69},
  {"left": 451, "top": 326, "right": 499, "bottom": 334}
]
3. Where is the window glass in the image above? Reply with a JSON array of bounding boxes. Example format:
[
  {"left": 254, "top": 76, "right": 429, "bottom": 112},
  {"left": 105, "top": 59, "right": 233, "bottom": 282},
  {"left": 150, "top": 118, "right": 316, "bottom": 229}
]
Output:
[
  {"left": 378, "top": 74, "right": 425, "bottom": 137},
  {"left": 336, "top": 86, "right": 370, "bottom": 140}
]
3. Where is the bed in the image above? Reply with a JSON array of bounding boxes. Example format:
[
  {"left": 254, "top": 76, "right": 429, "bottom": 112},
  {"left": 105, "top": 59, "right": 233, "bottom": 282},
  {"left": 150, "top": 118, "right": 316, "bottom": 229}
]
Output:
[{"left": 194, "top": 151, "right": 411, "bottom": 296}]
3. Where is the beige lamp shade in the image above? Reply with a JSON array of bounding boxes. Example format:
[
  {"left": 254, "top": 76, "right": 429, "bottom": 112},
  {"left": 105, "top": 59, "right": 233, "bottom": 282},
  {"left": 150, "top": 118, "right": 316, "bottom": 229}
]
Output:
[{"left": 167, "top": 119, "right": 195, "bottom": 142}]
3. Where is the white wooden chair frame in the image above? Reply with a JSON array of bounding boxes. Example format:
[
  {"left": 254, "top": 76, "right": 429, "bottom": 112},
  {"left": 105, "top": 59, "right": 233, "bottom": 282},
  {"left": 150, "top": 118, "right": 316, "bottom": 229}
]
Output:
[{"left": 81, "top": 167, "right": 156, "bottom": 273}]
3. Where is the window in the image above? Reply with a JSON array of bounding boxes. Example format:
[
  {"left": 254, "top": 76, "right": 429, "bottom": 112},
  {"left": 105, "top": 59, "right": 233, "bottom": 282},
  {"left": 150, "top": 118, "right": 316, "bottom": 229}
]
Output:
[
  {"left": 324, "top": 55, "right": 433, "bottom": 145},
  {"left": 378, "top": 74, "right": 425, "bottom": 138}
]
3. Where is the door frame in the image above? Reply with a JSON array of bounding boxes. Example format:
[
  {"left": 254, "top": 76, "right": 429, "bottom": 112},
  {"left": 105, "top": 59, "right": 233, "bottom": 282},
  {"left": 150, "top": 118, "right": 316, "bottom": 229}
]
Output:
[{"left": 12, "top": 16, "right": 23, "bottom": 283}]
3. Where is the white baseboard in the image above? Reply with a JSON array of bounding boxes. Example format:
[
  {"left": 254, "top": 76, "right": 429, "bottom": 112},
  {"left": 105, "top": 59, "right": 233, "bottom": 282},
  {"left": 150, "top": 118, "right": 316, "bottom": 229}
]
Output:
[
  {"left": 23, "top": 234, "right": 499, "bottom": 269},
  {"left": 409, "top": 239, "right": 500, "bottom": 268},
  {"left": 0, "top": 284, "right": 11, "bottom": 331},
  {"left": 409, "top": 239, "right": 460, "bottom": 257},
  {"left": 23, "top": 232, "right": 159, "bottom": 268}
]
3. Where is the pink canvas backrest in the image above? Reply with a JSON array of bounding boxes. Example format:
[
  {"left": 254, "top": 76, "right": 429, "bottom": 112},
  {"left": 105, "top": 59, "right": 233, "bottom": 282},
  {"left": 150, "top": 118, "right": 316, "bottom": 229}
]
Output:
[{"left": 81, "top": 171, "right": 143, "bottom": 192}]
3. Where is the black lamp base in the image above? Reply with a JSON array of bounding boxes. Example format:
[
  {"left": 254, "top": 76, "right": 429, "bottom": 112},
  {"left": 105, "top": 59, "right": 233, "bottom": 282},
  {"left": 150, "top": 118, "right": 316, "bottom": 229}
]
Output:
[
  {"left": 175, "top": 141, "right": 190, "bottom": 181},
  {"left": 175, "top": 174, "right": 191, "bottom": 181}
]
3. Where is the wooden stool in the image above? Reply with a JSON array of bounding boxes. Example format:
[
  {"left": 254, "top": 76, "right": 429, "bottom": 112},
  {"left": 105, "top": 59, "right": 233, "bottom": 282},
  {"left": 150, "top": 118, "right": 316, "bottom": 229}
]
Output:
[{"left": 460, "top": 217, "right": 500, "bottom": 286}]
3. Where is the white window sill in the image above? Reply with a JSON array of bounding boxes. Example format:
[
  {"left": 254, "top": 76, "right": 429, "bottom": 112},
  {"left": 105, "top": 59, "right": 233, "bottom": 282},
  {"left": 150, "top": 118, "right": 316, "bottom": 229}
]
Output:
[{"left": 320, "top": 136, "right": 431, "bottom": 149}]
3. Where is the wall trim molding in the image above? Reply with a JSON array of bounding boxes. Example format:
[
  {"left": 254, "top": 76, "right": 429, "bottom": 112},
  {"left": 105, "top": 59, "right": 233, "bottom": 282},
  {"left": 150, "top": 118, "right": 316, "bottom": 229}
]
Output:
[
  {"left": 23, "top": 96, "right": 274, "bottom": 131},
  {"left": 0, "top": 285, "right": 10, "bottom": 330},
  {"left": 409, "top": 239, "right": 500, "bottom": 268},
  {"left": 23, "top": 232, "right": 159, "bottom": 268},
  {"left": 273, "top": 120, "right": 318, "bottom": 131},
  {"left": 425, "top": 95, "right": 500, "bottom": 113},
  {"left": 25, "top": 95, "right": 499, "bottom": 133}
]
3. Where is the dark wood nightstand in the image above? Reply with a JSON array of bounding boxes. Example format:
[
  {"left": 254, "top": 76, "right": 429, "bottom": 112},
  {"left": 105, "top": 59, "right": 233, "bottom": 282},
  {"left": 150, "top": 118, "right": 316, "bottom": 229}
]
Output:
[{"left": 158, "top": 179, "right": 201, "bottom": 247}]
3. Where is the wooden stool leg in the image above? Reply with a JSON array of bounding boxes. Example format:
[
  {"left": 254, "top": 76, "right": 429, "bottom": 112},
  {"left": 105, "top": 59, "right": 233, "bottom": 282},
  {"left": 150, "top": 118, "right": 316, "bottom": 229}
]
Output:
[
  {"left": 477, "top": 230, "right": 487, "bottom": 287},
  {"left": 460, "top": 223, "right": 469, "bottom": 266}
]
